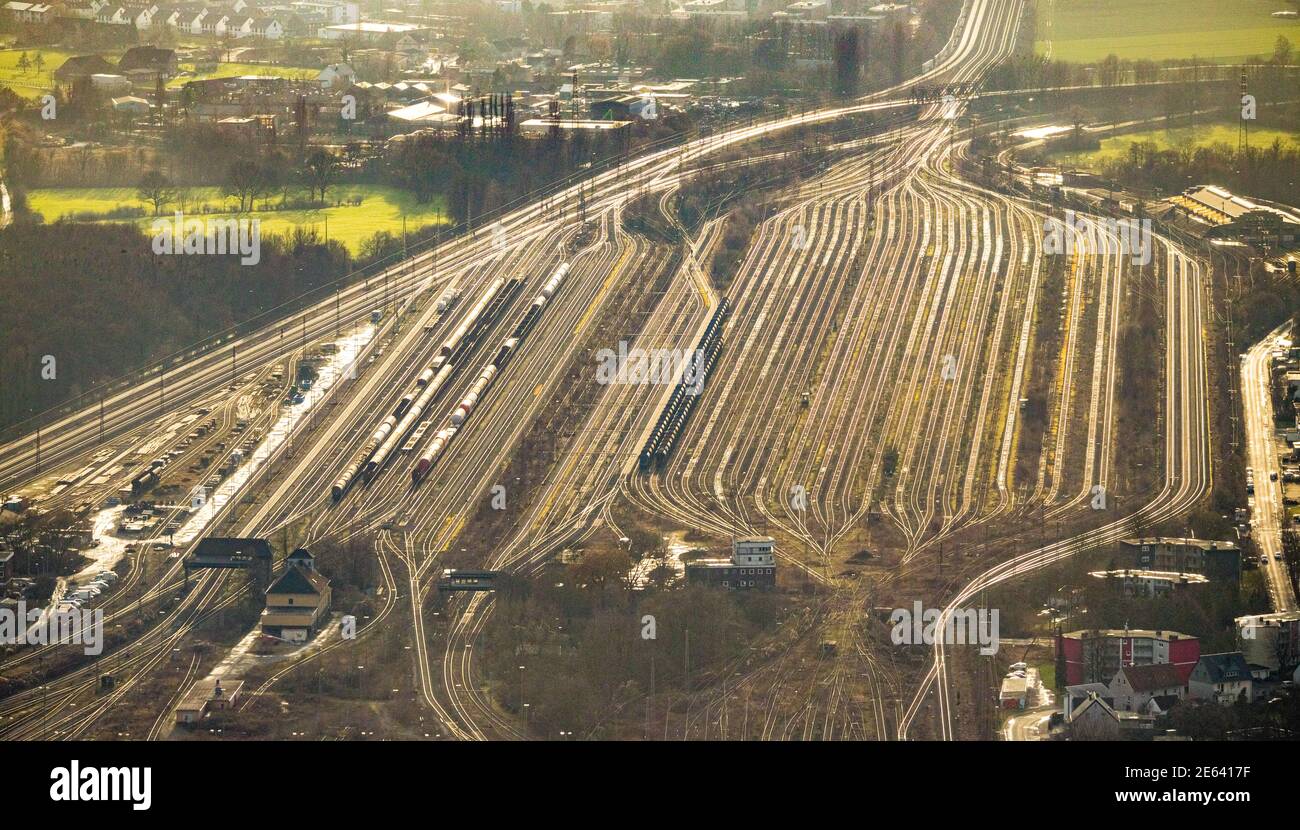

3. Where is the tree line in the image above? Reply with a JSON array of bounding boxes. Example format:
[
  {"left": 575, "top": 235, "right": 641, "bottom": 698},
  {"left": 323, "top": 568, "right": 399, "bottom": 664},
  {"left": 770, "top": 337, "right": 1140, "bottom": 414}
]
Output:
[{"left": 0, "top": 221, "right": 348, "bottom": 431}]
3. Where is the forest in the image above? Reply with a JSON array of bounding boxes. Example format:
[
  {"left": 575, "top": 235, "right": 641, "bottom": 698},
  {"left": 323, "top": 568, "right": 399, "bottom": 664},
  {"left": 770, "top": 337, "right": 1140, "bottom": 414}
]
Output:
[{"left": 0, "top": 221, "right": 349, "bottom": 431}]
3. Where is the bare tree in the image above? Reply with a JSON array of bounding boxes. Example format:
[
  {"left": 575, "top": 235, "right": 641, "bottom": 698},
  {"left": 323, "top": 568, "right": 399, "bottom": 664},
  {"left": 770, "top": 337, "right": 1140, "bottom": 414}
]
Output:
[
  {"left": 137, "top": 169, "right": 177, "bottom": 216},
  {"left": 302, "top": 149, "right": 337, "bottom": 204},
  {"left": 224, "top": 160, "right": 265, "bottom": 212}
]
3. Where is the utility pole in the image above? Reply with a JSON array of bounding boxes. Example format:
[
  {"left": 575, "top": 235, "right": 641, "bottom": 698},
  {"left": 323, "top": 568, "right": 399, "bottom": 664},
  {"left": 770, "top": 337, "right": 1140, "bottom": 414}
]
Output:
[
  {"left": 684, "top": 628, "right": 690, "bottom": 691},
  {"left": 646, "top": 650, "right": 655, "bottom": 741}
]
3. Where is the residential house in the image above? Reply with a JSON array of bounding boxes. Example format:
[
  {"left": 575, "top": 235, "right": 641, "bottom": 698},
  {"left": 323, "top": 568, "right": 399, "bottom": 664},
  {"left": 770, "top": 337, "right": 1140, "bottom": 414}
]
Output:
[
  {"left": 1087, "top": 568, "right": 1209, "bottom": 598},
  {"left": 1120, "top": 537, "right": 1241, "bottom": 583},
  {"left": 182, "top": 7, "right": 206, "bottom": 33},
  {"left": 58, "top": 0, "right": 106, "bottom": 20},
  {"left": 201, "top": 12, "right": 228, "bottom": 35},
  {"left": 95, "top": 4, "right": 130, "bottom": 24},
  {"left": 131, "top": 3, "right": 159, "bottom": 30},
  {"left": 1188, "top": 652, "right": 1255, "bottom": 705},
  {"left": 1062, "top": 683, "right": 1112, "bottom": 720},
  {"left": 227, "top": 14, "right": 254, "bottom": 37},
  {"left": 317, "top": 62, "right": 355, "bottom": 88},
  {"left": 1067, "top": 692, "right": 1121, "bottom": 740},
  {"left": 1057, "top": 628, "right": 1201, "bottom": 685},
  {"left": 1237, "top": 611, "right": 1300, "bottom": 674},
  {"left": 1108, "top": 663, "right": 1186, "bottom": 713},
  {"left": 249, "top": 14, "right": 284, "bottom": 39},
  {"left": 4, "top": 2, "right": 54, "bottom": 24}
]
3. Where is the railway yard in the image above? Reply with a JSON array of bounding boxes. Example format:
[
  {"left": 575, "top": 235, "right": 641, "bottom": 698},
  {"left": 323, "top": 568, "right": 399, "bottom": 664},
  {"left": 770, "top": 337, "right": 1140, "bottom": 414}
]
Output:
[{"left": 2, "top": 0, "right": 1292, "bottom": 747}]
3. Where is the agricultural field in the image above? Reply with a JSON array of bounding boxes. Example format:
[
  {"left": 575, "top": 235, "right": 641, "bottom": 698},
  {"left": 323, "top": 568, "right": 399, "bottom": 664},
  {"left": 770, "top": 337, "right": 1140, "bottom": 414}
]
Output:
[
  {"left": 1047, "top": 120, "right": 1300, "bottom": 168},
  {"left": 26, "top": 184, "right": 451, "bottom": 253},
  {"left": 1035, "top": 0, "right": 1300, "bottom": 62}
]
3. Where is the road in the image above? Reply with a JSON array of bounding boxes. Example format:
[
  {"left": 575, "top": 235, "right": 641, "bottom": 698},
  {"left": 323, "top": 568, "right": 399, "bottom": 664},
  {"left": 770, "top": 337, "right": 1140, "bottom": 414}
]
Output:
[{"left": 1242, "top": 323, "right": 1298, "bottom": 613}]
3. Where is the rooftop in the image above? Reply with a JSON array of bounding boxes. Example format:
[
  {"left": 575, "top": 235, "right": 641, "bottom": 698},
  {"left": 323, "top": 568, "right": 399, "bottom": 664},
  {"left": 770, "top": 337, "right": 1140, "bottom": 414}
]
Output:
[
  {"left": 188, "top": 536, "right": 273, "bottom": 567},
  {"left": 1195, "top": 652, "right": 1253, "bottom": 683},
  {"left": 1116, "top": 663, "right": 1185, "bottom": 692},
  {"left": 267, "top": 564, "right": 329, "bottom": 596},
  {"left": 1088, "top": 569, "right": 1209, "bottom": 584},
  {"left": 1063, "top": 628, "right": 1196, "bottom": 642},
  {"left": 1120, "top": 537, "right": 1239, "bottom": 551}
]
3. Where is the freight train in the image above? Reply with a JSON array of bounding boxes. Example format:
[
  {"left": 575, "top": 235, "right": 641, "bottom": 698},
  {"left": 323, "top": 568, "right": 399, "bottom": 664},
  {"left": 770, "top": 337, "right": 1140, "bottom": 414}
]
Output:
[
  {"left": 411, "top": 262, "right": 570, "bottom": 484},
  {"left": 130, "top": 457, "right": 169, "bottom": 495},
  {"left": 329, "top": 275, "right": 520, "bottom": 501},
  {"left": 638, "top": 298, "right": 730, "bottom": 472}
]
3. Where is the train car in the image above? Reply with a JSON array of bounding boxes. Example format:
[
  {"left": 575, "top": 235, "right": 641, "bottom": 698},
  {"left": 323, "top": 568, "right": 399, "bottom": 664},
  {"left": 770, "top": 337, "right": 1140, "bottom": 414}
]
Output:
[
  {"left": 131, "top": 470, "right": 159, "bottom": 495},
  {"left": 332, "top": 274, "right": 525, "bottom": 500},
  {"left": 365, "top": 361, "right": 456, "bottom": 481},
  {"left": 393, "top": 393, "right": 415, "bottom": 418},
  {"left": 450, "top": 365, "right": 498, "bottom": 427},
  {"left": 411, "top": 426, "right": 457, "bottom": 483},
  {"left": 331, "top": 414, "right": 398, "bottom": 500},
  {"left": 433, "top": 276, "right": 507, "bottom": 368}
]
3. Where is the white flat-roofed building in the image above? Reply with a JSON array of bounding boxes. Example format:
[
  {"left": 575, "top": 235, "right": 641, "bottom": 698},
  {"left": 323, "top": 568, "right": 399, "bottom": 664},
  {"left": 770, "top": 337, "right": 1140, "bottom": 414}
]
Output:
[
  {"left": 686, "top": 536, "right": 777, "bottom": 590},
  {"left": 1088, "top": 568, "right": 1208, "bottom": 598},
  {"left": 682, "top": 0, "right": 746, "bottom": 18},
  {"left": 320, "top": 20, "right": 424, "bottom": 40},
  {"left": 868, "top": 2, "right": 912, "bottom": 21},
  {"left": 518, "top": 117, "right": 632, "bottom": 135},
  {"left": 781, "top": 0, "right": 828, "bottom": 19},
  {"left": 733, "top": 536, "right": 775, "bottom": 566}
]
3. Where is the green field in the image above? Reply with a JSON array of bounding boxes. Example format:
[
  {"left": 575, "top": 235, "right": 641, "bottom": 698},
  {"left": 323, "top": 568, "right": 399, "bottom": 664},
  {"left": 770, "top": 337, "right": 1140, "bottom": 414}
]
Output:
[
  {"left": 1035, "top": 0, "right": 1300, "bottom": 62},
  {"left": 0, "top": 49, "right": 317, "bottom": 98},
  {"left": 0, "top": 48, "right": 75, "bottom": 99},
  {"left": 169, "top": 61, "right": 319, "bottom": 88},
  {"left": 1048, "top": 121, "right": 1300, "bottom": 168},
  {"left": 27, "top": 185, "right": 451, "bottom": 254}
]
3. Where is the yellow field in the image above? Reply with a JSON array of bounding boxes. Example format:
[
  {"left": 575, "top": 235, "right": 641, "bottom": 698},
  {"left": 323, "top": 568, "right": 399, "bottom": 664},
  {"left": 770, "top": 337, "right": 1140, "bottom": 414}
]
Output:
[
  {"left": 1048, "top": 121, "right": 1300, "bottom": 168},
  {"left": 1036, "top": 0, "right": 1300, "bottom": 62},
  {"left": 28, "top": 185, "right": 451, "bottom": 253}
]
